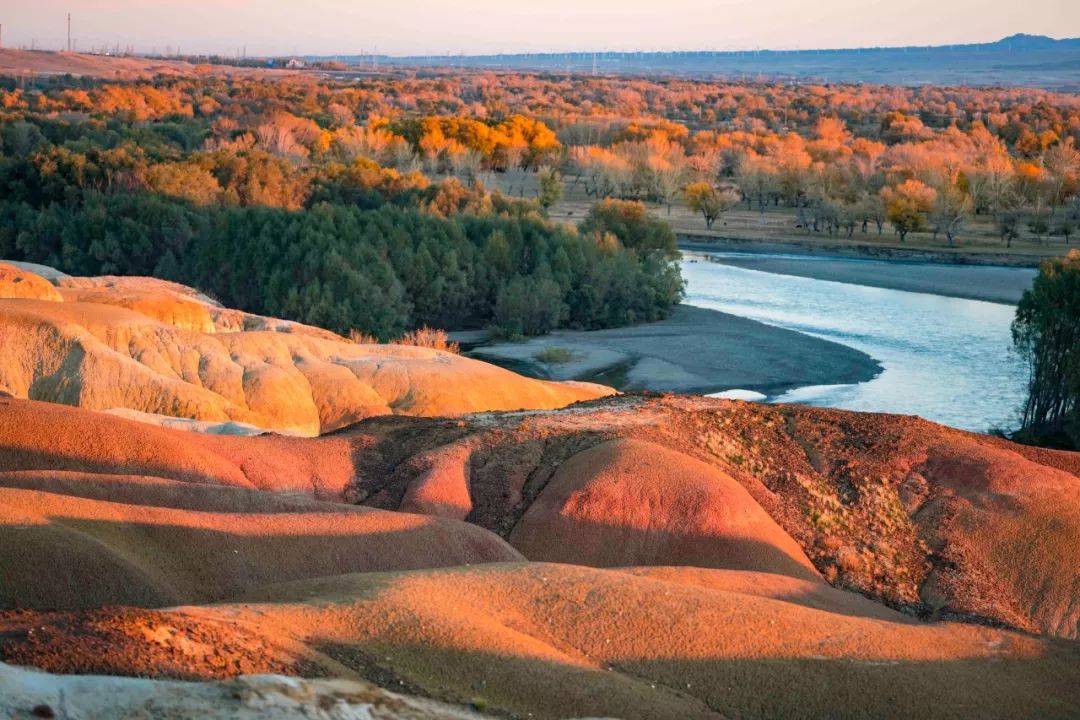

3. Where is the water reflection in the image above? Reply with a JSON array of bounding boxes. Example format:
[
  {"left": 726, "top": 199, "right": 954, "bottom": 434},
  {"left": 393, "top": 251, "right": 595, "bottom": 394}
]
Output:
[{"left": 684, "top": 254, "right": 1027, "bottom": 432}]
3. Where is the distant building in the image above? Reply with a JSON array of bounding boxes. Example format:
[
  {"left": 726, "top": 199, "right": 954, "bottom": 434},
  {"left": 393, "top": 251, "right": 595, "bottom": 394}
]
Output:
[{"left": 285, "top": 58, "right": 306, "bottom": 69}]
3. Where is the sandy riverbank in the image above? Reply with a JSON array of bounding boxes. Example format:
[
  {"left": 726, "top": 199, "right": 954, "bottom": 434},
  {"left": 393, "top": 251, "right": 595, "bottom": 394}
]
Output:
[
  {"left": 681, "top": 243, "right": 1038, "bottom": 304},
  {"left": 466, "top": 304, "right": 881, "bottom": 396},
  {"left": 679, "top": 236, "right": 1049, "bottom": 266}
]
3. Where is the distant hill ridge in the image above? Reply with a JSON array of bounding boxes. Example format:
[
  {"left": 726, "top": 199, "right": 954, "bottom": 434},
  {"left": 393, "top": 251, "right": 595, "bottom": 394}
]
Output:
[
  {"left": 315, "top": 34, "right": 1080, "bottom": 64},
  {"left": 310, "top": 34, "right": 1080, "bottom": 90}
]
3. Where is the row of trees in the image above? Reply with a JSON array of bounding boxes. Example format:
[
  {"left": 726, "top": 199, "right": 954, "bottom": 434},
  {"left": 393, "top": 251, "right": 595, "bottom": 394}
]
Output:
[
  {"left": 3, "top": 70, "right": 1079, "bottom": 341},
  {"left": 6, "top": 73, "right": 1077, "bottom": 153},
  {"left": 565, "top": 119, "right": 1080, "bottom": 246}
]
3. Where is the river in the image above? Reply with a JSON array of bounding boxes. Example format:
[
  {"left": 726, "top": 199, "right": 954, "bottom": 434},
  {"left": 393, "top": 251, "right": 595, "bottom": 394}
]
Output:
[{"left": 684, "top": 252, "right": 1031, "bottom": 432}]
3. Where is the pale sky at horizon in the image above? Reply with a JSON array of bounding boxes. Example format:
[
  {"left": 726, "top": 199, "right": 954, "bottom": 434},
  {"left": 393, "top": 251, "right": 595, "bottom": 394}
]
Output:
[{"left": 2, "top": 0, "right": 1078, "bottom": 56}]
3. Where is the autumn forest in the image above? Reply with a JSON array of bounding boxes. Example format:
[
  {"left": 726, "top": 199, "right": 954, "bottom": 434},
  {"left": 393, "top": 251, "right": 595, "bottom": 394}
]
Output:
[{"left": 1, "top": 70, "right": 1078, "bottom": 338}]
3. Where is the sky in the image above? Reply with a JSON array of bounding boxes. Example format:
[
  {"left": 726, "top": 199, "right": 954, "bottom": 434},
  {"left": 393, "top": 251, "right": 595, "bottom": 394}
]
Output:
[{"left": 2, "top": 0, "right": 1079, "bottom": 56}]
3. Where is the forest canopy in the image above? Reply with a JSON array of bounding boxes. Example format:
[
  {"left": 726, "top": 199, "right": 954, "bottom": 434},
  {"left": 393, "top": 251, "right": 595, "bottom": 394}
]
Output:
[
  {"left": 2, "top": 69, "right": 1079, "bottom": 336},
  {"left": 0, "top": 76, "right": 690, "bottom": 338}
]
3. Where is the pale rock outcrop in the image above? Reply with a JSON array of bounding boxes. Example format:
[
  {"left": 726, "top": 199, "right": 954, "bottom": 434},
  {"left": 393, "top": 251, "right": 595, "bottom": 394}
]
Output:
[
  {"left": 0, "top": 265, "right": 614, "bottom": 434},
  {"left": 0, "top": 663, "right": 490, "bottom": 719}
]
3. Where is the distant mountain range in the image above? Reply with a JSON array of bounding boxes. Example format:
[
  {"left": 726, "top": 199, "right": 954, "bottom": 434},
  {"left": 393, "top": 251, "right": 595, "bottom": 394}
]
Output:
[{"left": 312, "top": 34, "right": 1080, "bottom": 89}]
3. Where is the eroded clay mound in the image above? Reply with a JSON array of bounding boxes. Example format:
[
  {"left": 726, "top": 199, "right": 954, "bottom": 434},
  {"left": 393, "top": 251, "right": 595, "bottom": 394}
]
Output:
[
  {"left": 57, "top": 286, "right": 217, "bottom": 332},
  {"left": 4, "top": 563, "right": 1078, "bottom": 720},
  {"left": 0, "top": 468, "right": 521, "bottom": 610},
  {"left": 0, "top": 397, "right": 346, "bottom": 496},
  {"left": 0, "top": 263, "right": 63, "bottom": 302},
  {"left": 0, "top": 266, "right": 613, "bottom": 434},
  {"left": 55, "top": 273, "right": 341, "bottom": 338},
  {"left": 509, "top": 438, "right": 820, "bottom": 580},
  {"left": 338, "top": 395, "right": 1080, "bottom": 640},
  {"left": 915, "top": 442, "right": 1080, "bottom": 639},
  {"left": 3, "top": 394, "right": 1078, "bottom": 640}
]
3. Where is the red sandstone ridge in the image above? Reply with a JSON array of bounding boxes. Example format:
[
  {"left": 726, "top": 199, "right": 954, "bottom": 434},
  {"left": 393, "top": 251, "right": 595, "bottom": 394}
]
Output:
[
  {"left": 0, "top": 265, "right": 613, "bottom": 434},
  {"left": 2, "top": 394, "right": 1077, "bottom": 642},
  {"left": 508, "top": 438, "right": 821, "bottom": 580}
]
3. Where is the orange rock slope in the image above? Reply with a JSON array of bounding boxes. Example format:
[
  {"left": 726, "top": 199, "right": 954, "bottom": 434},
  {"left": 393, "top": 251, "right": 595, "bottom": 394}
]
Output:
[{"left": 0, "top": 263, "right": 613, "bottom": 435}]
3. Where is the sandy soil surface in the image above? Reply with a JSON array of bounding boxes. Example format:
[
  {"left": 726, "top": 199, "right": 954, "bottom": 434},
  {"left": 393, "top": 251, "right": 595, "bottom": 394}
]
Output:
[
  {"left": 468, "top": 304, "right": 881, "bottom": 395},
  {"left": 685, "top": 246, "right": 1038, "bottom": 304},
  {"left": 4, "top": 564, "right": 1079, "bottom": 720}
]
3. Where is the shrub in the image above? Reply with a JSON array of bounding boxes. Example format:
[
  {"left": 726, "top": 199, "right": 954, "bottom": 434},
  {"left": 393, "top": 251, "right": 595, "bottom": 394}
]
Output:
[
  {"left": 393, "top": 326, "right": 460, "bottom": 354},
  {"left": 534, "top": 346, "right": 576, "bottom": 364},
  {"left": 348, "top": 329, "right": 378, "bottom": 345}
]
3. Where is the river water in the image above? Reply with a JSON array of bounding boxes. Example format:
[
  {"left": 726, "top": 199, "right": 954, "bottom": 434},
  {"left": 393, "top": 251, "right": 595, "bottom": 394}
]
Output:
[{"left": 683, "top": 253, "right": 1030, "bottom": 432}]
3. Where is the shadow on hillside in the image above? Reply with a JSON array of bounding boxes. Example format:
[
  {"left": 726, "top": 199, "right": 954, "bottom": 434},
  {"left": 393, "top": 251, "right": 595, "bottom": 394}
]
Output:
[
  {"left": 0, "top": 514, "right": 514, "bottom": 611},
  {"left": 311, "top": 635, "right": 1080, "bottom": 720},
  {"left": 0, "top": 470, "right": 347, "bottom": 513}
]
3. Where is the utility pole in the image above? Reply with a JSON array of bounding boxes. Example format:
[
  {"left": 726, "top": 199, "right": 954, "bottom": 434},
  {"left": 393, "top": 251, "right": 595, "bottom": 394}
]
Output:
[{"left": 67, "top": 13, "right": 71, "bottom": 52}]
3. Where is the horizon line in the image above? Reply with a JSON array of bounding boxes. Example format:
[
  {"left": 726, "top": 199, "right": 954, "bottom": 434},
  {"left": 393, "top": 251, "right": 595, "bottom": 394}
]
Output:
[{"left": 4, "top": 32, "right": 1078, "bottom": 61}]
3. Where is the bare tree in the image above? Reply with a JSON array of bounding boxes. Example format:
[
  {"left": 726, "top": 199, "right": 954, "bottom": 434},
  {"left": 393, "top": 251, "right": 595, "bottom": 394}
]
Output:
[{"left": 930, "top": 185, "right": 973, "bottom": 247}]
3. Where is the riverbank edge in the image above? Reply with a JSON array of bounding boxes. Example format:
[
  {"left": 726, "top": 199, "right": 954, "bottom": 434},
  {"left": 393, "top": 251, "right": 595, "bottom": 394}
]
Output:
[
  {"left": 681, "top": 242, "right": 1038, "bottom": 305},
  {"left": 678, "top": 235, "right": 1048, "bottom": 268},
  {"left": 461, "top": 304, "right": 883, "bottom": 398}
]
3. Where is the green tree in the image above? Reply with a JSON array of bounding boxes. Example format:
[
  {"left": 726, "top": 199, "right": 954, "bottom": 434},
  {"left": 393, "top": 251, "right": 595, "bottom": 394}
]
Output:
[
  {"left": 536, "top": 167, "right": 562, "bottom": 215},
  {"left": 1012, "top": 250, "right": 1080, "bottom": 449},
  {"left": 493, "top": 274, "right": 565, "bottom": 337}
]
